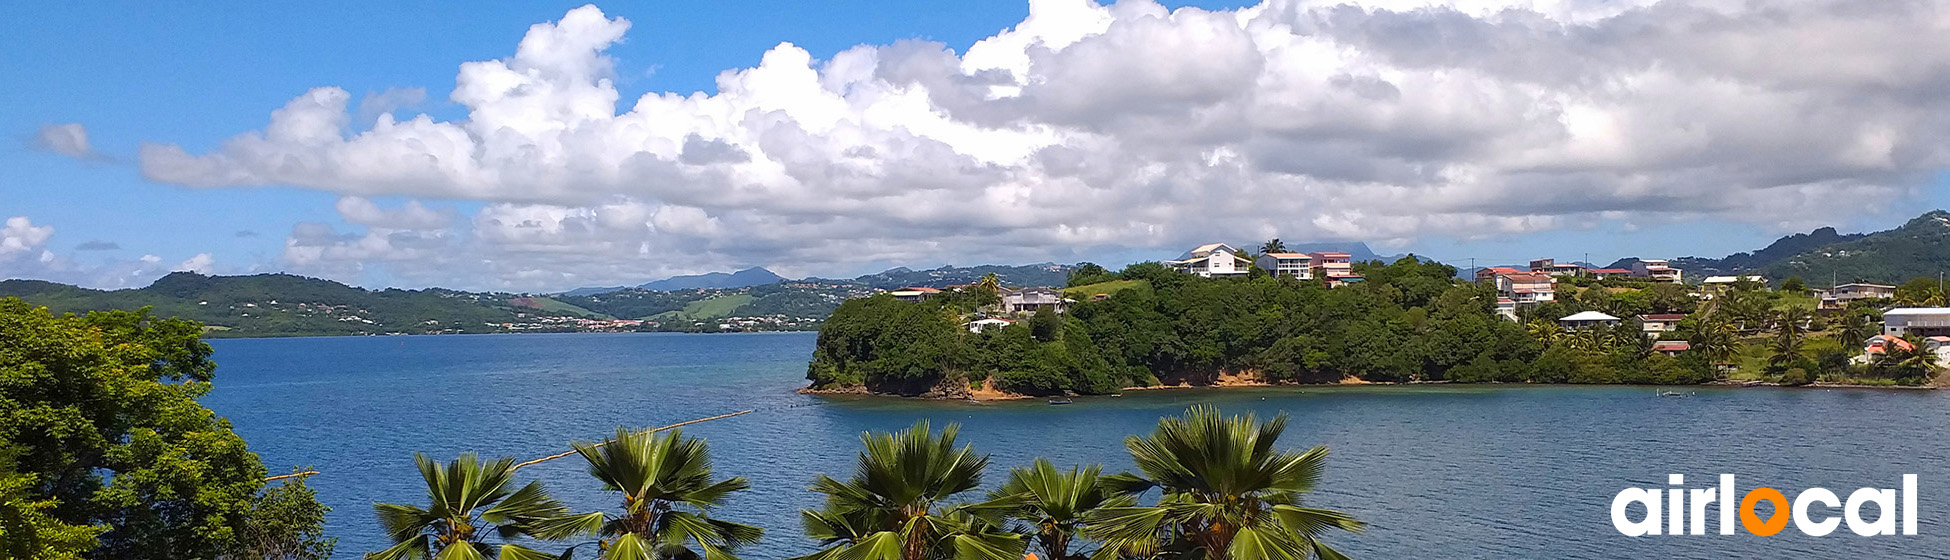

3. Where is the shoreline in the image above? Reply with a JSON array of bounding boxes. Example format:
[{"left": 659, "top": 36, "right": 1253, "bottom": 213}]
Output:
[{"left": 798, "top": 377, "right": 1936, "bottom": 401}]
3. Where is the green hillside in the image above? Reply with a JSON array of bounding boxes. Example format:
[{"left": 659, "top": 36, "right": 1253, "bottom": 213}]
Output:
[
  {"left": 0, "top": 272, "right": 564, "bottom": 337},
  {"left": 654, "top": 293, "right": 757, "bottom": 320},
  {"left": 1757, "top": 211, "right": 1950, "bottom": 285}
]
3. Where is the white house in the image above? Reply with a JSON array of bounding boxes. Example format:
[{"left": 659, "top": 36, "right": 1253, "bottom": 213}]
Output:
[
  {"left": 1478, "top": 267, "right": 1555, "bottom": 305},
  {"left": 1883, "top": 308, "right": 1950, "bottom": 337},
  {"left": 1002, "top": 287, "right": 1073, "bottom": 314},
  {"left": 1639, "top": 313, "right": 1686, "bottom": 336},
  {"left": 1166, "top": 243, "right": 1252, "bottom": 277},
  {"left": 887, "top": 286, "right": 942, "bottom": 302},
  {"left": 965, "top": 318, "right": 1014, "bottom": 333},
  {"left": 1254, "top": 252, "right": 1314, "bottom": 279},
  {"left": 1558, "top": 311, "right": 1621, "bottom": 331}
]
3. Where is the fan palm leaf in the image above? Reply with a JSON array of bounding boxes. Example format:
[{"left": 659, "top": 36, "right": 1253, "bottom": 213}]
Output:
[
  {"left": 368, "top": 452, "right": 570, "bottom": 559},
  {"left": 1085, "top": 406, "right": 1361, "bottom": 560},
  {"left": 792, "top": 421, "right": 1025, "bottom": 560},
  {"left": 547, "top": 428, "right": 762, "bottom": 560}
]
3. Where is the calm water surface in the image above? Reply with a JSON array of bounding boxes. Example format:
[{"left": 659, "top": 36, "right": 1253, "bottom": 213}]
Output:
[{"left": 204, "top": 332, "right": 1950, "bottom": 559}]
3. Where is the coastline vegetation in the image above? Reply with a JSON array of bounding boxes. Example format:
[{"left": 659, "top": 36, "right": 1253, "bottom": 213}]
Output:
[
  {"left": 0, "top": 298, "right": 335, "bottom": 560},
  {"left": 806, "top": 258, "right": 1938, "bottom": 398}
]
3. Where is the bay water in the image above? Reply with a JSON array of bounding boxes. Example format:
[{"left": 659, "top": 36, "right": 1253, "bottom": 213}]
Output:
[{"left": 203, "top": 332, "right": 1950, "bottom": 558}]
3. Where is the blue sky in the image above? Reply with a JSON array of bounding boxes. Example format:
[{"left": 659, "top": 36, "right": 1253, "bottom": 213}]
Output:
[{"left": 5, "top": 1, "right": 1948, "bottom": 291}]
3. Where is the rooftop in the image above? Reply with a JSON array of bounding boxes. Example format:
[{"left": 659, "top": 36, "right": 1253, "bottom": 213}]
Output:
[{"left": 1560, "top": 311, "right": 1621, "bottom": 322}]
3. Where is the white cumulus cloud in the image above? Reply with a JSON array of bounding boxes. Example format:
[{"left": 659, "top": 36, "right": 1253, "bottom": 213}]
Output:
[
  {"left": 33, "top": 123, "right": 97, "bottom": 159},
  {"left": 129, "top": 1, "right": 1950, "bottom": 291}
]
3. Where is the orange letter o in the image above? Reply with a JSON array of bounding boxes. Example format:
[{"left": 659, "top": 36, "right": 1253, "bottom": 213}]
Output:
[{"left": 1740, "top": 488, "right": 1790, "bottom": 536}]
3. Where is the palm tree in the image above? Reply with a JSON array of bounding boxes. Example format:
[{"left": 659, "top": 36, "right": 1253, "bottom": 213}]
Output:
[
  {"left": 1086, "top": 406, "right": 1362, "bottom": 560},
  {"left": 1525, "top": 320, "right": 1563, "bottom": 346},
  {"left": 369, "top": 453, "right": 569, "bottom": 560},
  {"left": 1875, "top": 334, "right": 1940, "bottom": 381},
  {"left": 792, "top": 421, "right": 1024, "bottom": 560},
  {"left": 1259, "top": 239, "right": 1287, "bottom": 255},
  {"left": 976, "top": 274, "right": 1003, "bottom": 298},
  {"left": 537, "top": 428, "right": 763, "bottom": 560},
  {"left": 1836, "top": 312, "right": 1877, "bottom": 346},
  {"left": 988, "top": 460, "right": 1133, "bottom": 560},
  {"left": 1688, "top": 316, "right": 1738, "bottom": 373}
]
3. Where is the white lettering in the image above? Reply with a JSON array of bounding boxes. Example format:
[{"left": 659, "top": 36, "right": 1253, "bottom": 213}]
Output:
[
  {"left": 1847, "top": 488, "right": 1897, "bottom": 536},
  {"left": 1613, "top": 488, "right": 1663, "bottom": 536},
  {"left": 1792, "top": 488, "right": 1840, "bottom": 536}
]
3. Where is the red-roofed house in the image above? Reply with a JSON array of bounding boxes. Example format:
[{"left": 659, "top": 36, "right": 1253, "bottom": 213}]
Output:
[{"left": 1589, "top": 268, "right": 1633, "bottom": 279}]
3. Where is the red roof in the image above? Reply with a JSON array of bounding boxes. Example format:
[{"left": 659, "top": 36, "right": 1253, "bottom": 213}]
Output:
[
  {"left": 1651, "top": 341, "right": 1690, "bottom": 351},
  {"left": 1591, "top": 268, "right": 1632, "bottom": 274},
  {"left": 1642, "top": 314, "right": 1687, "bottom": 321},
  {"left": 1309, "top": 252, "right": 1352, "bottom": 258}
]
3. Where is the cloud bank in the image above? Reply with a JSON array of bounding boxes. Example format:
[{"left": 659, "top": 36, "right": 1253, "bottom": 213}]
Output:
[{"left": 127, "top": 0, "right": 1950, "bottom": 291}]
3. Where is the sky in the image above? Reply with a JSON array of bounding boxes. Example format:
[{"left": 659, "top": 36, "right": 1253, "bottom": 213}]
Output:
[{"left": 4, "top": 0, "right": 1950, "bottom": 293}]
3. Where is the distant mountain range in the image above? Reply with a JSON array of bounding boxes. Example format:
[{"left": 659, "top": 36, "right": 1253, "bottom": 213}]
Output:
[{"left": 1683, "top": 211, "right": 1950, "bottom": 285}]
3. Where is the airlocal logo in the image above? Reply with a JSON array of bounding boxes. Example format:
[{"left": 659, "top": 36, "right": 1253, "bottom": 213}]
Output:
[{"left": 1612, "top": 474, "right": 1917, "bottom": 536}]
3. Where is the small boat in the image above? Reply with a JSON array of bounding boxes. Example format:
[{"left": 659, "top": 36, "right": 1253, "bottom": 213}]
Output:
[
  {"left": 1048, "top": 398, "right": 1074, "bottom": 405},
  {"left": 1657, "top": 390, "right": 1692, "bottom": 397}
]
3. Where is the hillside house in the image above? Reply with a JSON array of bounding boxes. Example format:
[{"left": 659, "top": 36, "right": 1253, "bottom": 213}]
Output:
[
  {"left": 1478, "top": 267, "right": 1556, "bottom": 305},
  {"left": 1529, "top": 258, "right": 1588, "bottom": 277},
  {"left": 1589, "top": 268, "right": 1633, "bottom": 279},
  {"left": 1651, "top": 340, "right": 1691, "bottom": 356},
  {"left": 1002, "top": 287, "right": 1072, "bottom": 314},
  {"left": 1559, "top": 311, "right": 1621, "bottom": 331},
  {"left": 1307, "top": 252, "right": 1363, "bottom": 287},
  {"left": 1640, "top": 313, "right": 1687, "bottom": 337},
  {"left": 1631, "top": 259, "right": 1682, "bottom": 283},
  {"left": 888, "top": 286, "right": 941, "bottom": 302},
  {"left": 1166, "top": 243, "right": 1252, "bottom": 277},
  {"left": 1254, "top": 252, "right": 1314, "bottom": 279},
  {"left": 1831, "top": 283, "right": 1895, "bottom": 303},
  {"left": 965, "top": 318, "right": 1014, "bottom": 333},
  {"left": 1883, "top": 308, "right": 1950, "bottom": 338}
]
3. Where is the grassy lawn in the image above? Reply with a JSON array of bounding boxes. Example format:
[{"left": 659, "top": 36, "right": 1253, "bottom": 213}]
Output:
[
  {"left": 1061, "top": 279, "right": 1148, "bottom": 299},
  {"left": 520, "top": 297, "right": 612, "bottom": 319},
  {"left": 650, "top": 293, "right": 756, "bottom": 320}
]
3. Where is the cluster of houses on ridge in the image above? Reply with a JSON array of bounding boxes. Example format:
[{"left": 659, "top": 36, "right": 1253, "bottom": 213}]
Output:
[
  {"left": 1160, "top": 243, "right": 1366, "bottom": 287},
  {"left": 872, "top": 243, "right": 1936, "bottom": 363}
]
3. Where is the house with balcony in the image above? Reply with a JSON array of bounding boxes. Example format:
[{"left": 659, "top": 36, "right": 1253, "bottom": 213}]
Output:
[
  {"left": 1631, "top": 259, "right": 1682, "bottom": 283},
  {"left": 888, "top": 286, "right": 941, "bottom": 302},
  {"left": 1529, "top": 258, "right": 1588, "bottom": 277},
  {"left": 1254, "top": 252, "right": 1314, "bottom": 279},
  {"left": 1166, "top": 243, "right": 1252, "bottom": 277},
  {"left": 1833, "top": 283, "right": 1895, "bottom": 302},
  {"left": 1639, "top": 313, "right": 1687, "bottom": 337},
  {"left": 1883, "top": 308, "right": 1950, "bottom": 338},
  {"left": 1305, "top": 252, "right": 1363, "bottom": 286},
  {"left": 1002, "top": 287, "right": 1073, "bottom": 314},
  {"left": 1477, "top": 267, "right": 1556, "bottom": 306}
]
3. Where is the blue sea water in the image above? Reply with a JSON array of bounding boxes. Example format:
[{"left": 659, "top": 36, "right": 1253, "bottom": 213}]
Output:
[{"left": 203, "top": 332, "right": 1950, "bottom": 559}]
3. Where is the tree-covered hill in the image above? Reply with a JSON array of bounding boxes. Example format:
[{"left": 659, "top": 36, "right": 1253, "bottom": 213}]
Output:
[
  {"left": 1659, "top": 210, "right": 1950, "bottom": 285},
  {"left": 1754, "top": 211, "right": 1950, "bottom": 284},
  {"left": 0, "top": 272, "right": 564, "bottom": 337}
]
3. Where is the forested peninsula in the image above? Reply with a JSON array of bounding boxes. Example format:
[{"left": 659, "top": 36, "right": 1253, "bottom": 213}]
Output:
[{"left": 803, "top": 257, "right": 1928, "bottom": 399}]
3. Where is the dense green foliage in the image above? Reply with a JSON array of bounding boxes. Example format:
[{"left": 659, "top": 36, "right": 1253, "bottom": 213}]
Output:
[
  {"left": 0, "top": 298, "right": 333, "bottom": 559},
  {"left": 813, "top": 257, "right": 1702, "bottom": 394}
]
